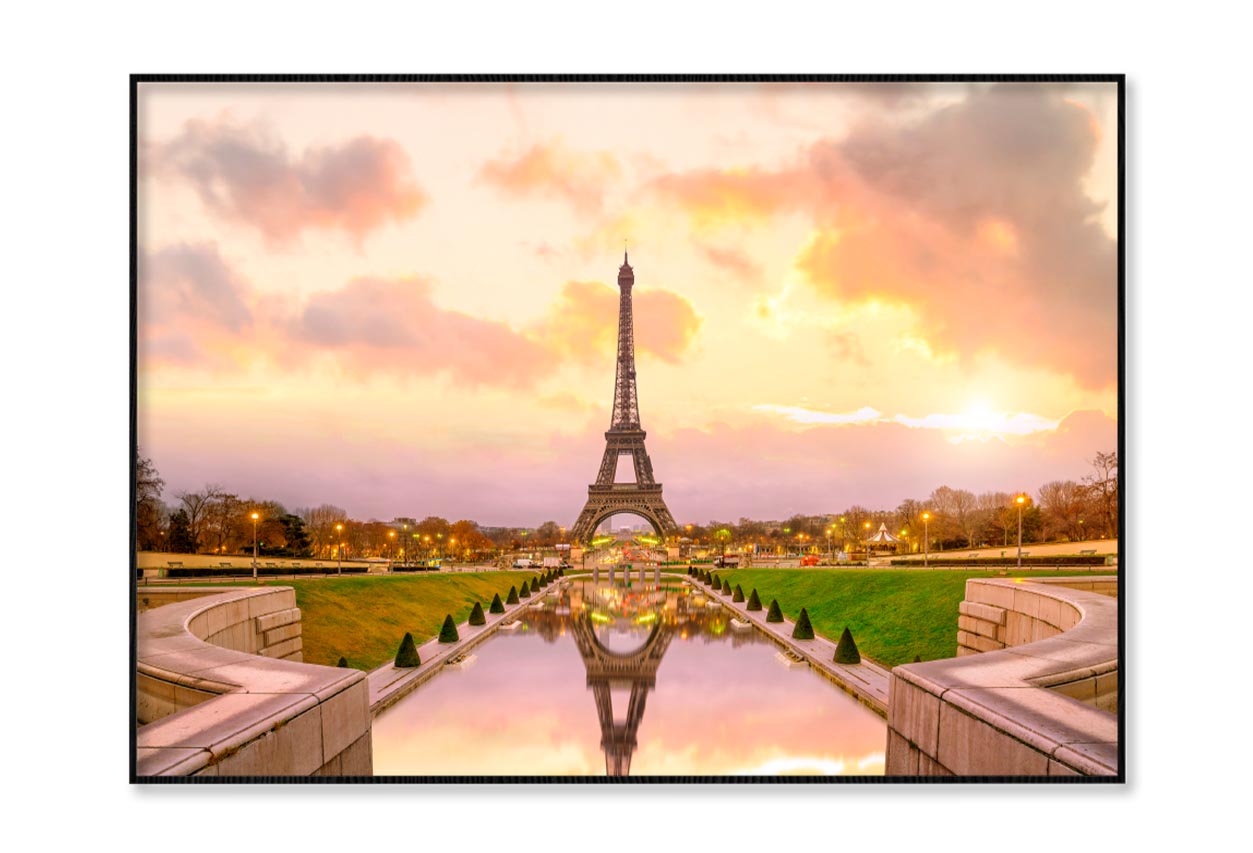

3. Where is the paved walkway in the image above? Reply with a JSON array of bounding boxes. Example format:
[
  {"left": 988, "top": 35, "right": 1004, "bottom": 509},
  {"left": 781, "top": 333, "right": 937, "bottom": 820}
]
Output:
[
  {"left": 367, "top": 580, "right": 567, "bottom": 716},
  {"left": 691, "top": 578, "right": 891, "bottom": 716}
]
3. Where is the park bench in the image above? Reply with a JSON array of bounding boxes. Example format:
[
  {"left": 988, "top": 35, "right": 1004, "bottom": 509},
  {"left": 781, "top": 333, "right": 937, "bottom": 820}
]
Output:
[
  {"left": 167, "top": 561, "right": 184, "bottom": 568},
  {"left": 1079, "top": 549, "right": 1097, "bottom": 555}
]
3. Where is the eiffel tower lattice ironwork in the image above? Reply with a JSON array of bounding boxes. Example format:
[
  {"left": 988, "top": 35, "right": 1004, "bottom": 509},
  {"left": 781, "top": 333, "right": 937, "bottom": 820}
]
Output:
[{"left": 570, "top": 252, "right": 679, "bottom": 543}]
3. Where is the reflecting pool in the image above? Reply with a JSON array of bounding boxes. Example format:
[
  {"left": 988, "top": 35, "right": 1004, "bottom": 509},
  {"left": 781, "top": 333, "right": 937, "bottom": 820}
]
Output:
[{"left": 372, "top": 579, "right": 886, "bottom": 776}]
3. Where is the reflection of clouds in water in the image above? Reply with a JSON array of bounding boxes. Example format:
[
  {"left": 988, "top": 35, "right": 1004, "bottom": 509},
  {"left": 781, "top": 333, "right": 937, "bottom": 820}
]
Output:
[{"left": 373, "top": 583, "right": 886, "bottom": 776}]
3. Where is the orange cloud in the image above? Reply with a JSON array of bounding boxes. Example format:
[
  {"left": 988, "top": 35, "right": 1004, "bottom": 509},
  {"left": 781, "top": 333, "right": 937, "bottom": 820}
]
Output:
[
  {"left": 478, "top": 140, "right": 620, "bottom": 214},
  {"left": 650, "top": 84, "right": 1117, "bottom": 388},
  {"left": 534, "top": 281, "right": 701, "bottom": 365},
  {"left": 148, "top": 119, "right": 426, "bottom": 245},
  {"left": 650, "top": 167, "right": 808, "bottom": 227}
]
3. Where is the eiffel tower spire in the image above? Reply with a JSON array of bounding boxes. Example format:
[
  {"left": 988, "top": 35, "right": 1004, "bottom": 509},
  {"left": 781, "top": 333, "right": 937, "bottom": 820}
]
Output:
[{"left": 570, "top": 253, "right": 679, "bottom": 542}]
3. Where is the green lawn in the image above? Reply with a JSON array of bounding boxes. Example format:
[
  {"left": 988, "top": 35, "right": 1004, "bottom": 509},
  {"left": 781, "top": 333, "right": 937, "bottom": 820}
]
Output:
[
  {"left": 239, "top": 571, "right": 540, "bottom": 670},
  {"left": 715, "top": 568, "right": 1118, "bottom": 666}
]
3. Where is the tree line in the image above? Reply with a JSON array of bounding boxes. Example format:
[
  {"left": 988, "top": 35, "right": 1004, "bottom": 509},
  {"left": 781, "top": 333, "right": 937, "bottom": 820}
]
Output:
[{"left": 134, "top": 449, "right": 1116, "bottom": 558}]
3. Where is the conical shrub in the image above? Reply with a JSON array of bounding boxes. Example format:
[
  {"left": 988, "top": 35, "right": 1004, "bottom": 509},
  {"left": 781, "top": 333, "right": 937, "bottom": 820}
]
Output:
[
  {"left": 747, "top": 589, "right": 762, "bottom": 611},
  {"left": 519, "top": 581, "right": 531, "bottom": 598},
  {"left": 469, "top": 601, "right": 486, "bottom": 626},
  {"left": 834, "top": 627, "right": 861, "bottom": 663},
  {"left": 490, "top": 593, "right": 505, "bottom": 614},
  {"left": 766, "top": 599, "right": 784, "bottom": 623},
  {"left": 506, "top": 585, "right": 519, "bottom": 604},
  {"left": 732, "top": 584, "right": 744, "bottom": 602},
  {"left": 913, "top": 654, "right": 922, "bottom": 663},
  {"left": 532, "top": 575, "right": 540, "bottom": 589},
  {"left": 709, "top": 572, "right": 719, "bottom": 588},
  {"left": 792, "top": 608, "right": 815, "bottom": 640},
  {"left": 336, "top": 656, "right": 348, "bottom": 668},
  {"left": 438, "top": 614, "right": 460, "bottom": 643},
  {"left": 721, "top": 579, "right": 732, "bottom": 595},
  {"left": 394, "top": 632, "right": 420, "bottom": 668}
]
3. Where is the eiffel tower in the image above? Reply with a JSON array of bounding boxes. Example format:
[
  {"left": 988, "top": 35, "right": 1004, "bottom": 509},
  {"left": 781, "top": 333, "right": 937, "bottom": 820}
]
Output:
[{"left": 570, "top": 252, "right": 679, "bottom": 543}]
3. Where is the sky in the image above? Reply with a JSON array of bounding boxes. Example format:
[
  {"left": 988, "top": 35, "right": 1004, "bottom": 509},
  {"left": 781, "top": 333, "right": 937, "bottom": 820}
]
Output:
[{"left": 136, "top": 80, "right": 1119, "bottom": 526}]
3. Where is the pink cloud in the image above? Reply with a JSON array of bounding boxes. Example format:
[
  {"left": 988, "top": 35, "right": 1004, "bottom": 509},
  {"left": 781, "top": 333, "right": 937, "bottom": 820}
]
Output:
[
  {"left": 148, "top": 119, "right": 426, "bottom": 244},
  {"left": 137, "top": 242, "right": 253, "bottom": 371},
  {"left": 284, "top": 276, "right": 557, "bottom": 386}
]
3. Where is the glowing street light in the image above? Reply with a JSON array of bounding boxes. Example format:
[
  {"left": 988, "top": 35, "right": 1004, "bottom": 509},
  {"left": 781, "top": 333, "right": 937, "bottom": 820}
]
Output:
[
  {"left": 251, "top": 512, "right": 260, "bottom": 580},
  {"left": 863, "top": 520, "right": 872, "bottom": 566},
  {"left": 1015, "top": 494, "right": 1027, "bottom": 569},
  {"left": 336, "top": 523, "right": 344, "bottom": 576},
  {"left": 922, "top": 512, "right": 931, "bottom": 568}
]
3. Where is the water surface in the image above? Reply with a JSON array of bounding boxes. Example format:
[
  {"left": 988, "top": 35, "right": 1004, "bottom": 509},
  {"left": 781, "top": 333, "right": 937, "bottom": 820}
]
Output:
[{"left": 373, "top": 580, "right": 885, "bottom": 776}]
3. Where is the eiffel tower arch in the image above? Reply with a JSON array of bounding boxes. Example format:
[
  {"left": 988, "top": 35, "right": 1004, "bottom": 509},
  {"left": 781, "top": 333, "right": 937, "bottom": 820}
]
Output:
[{"left": 571, "top": 253, "right": 679, "bottom": 543}]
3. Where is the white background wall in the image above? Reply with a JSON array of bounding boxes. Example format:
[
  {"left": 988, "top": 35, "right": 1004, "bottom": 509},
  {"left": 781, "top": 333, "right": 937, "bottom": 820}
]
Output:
[{"left": 4, "top": 0, "right": 1244, "bottom": 850}]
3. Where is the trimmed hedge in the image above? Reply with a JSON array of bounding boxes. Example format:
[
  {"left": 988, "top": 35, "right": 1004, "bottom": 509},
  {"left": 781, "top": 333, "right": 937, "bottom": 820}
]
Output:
[
  {"left": 336, "top": 656, "right": 348, "bottom": 668},
  {"left": 834, "top": 627, "right": 861, "bottom": 663},
  {"left": 732, "top": 584, "right": 744, "bottom": 602},
  {"left": 766, "top": 599, "right": 784, "bottom": 623},
  {"left": 746, "top": 588, "right": 762, "bottom": 611},
  {"left": 394, "top": 632, "right": 421, "bottom": 668},
  {"left": 792, "top": 608, "right": 815, "bottom": 640},
  {"left": 490, "top": 592, "right": 505, "bottom": 614},
  {"left": 721, "top": 579, "right": 732, "bottom": 595},
  {"left": 888, "top": 555, "right": 1109, "bottom": 567},
  {"left": 468, "top": 601, "right": 486, "bottom": 626},
  {"left": 519, "top": 581, "right": 531, "bottom": 598},
  {"left": 506, "top": 585, "right": 519, "bottom": 604},
  {"left": 438, "top": 614, "right": 460, "bottom": 643}
]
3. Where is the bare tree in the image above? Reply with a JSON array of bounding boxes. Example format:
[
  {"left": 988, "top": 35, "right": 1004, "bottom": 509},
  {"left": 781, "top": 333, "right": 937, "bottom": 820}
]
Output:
[
  {"left": 1082, "top": 451, "right": 1118, "bottom": 538},
  {"left": 175, "top": 489, "right": 212, "bottom": 553},
  {"left": 1037, "top": 480, "right": 1090, "bottom": 542},
  {"left": 135, "top": 450, "right": 165, "bottom": 550}
]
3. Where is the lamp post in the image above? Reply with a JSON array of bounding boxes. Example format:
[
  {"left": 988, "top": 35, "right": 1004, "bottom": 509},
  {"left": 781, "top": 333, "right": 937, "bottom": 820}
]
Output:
[
  {"left": 336, "top": 523, "right": 344, "bottom": 576},
  {"left": 388, "top": 529, "right": 396, "bottom": 565},
  {"left": 1015, "top": 495, "right": 1027, "bottom": 569},
  {"left": 863, "top": 520, "right": 872, "bottom": 566},
  {"left": 402, "top": 523, "right": 408, "bottom": 566},
  {"left": 251, "top": 512, "right": 260, "bottom": 580},
  {"left": 922, "top": 512, "right": 931, "bottom": 568}
]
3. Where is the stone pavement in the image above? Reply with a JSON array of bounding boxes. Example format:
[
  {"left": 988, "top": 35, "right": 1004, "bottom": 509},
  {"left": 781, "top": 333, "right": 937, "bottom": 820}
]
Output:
[{"left": 692, "top": 578, "right": 891, "bottom": 716}]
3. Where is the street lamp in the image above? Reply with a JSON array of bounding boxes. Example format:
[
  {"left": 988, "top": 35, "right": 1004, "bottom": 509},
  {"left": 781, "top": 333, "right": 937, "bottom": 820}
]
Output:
[
  {"left": 336, "top": 523, "right": 344, "bottom": 576},
  {"left": 922, "top": 512, "right": 931, "bottom": 568},
  {"left": 251, "top": 512, "right": 260, "bottom": 580},
  {"left": 1015, "top": 494, "right": 1027, "bottom": 569},
  {"left": 863, "top": 520, "right": 872, "bottom": 566},
  {"left": 388, "top": 529, "right": 396, "bottom": 563}
]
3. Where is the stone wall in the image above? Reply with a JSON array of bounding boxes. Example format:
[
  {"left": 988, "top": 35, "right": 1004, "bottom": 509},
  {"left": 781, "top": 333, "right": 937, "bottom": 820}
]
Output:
[
  {"left": 136, "top": 586, "right": 371, "bottom": 777},
  {"left": 886, "top": 576, "right": 1119, "bottom": 777}
]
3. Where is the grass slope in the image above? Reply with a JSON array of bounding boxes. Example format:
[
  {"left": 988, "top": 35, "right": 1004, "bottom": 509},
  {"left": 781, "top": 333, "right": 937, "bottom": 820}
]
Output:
[
  {"left": 249, "top": 571, "right": 537, "bottom": 669},
  {"left": 719, "top": 568, "right": 1117, "bottom": 666}
]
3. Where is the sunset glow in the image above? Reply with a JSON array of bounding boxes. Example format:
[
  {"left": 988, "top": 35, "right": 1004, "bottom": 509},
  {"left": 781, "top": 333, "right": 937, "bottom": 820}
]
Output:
[{"left": 136, "top": 81, "right": 1118, "bottom": 523}]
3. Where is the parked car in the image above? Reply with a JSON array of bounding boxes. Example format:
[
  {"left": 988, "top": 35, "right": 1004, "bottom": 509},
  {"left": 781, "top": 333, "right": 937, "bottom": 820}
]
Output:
[
  {"left": 512, "top": 558, "right": 536, "bottom": 569},
  {"left": 713, "top": 555, "right": 741, "bottom": 568},
  {"left": 801, "top": 554, "right": 820, "bottom": 567}
]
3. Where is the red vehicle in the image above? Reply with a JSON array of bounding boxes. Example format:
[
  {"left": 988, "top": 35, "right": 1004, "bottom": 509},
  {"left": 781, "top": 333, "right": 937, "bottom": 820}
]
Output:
[{"left": 801, "top": 554, "right": 820, "bottom": 567}]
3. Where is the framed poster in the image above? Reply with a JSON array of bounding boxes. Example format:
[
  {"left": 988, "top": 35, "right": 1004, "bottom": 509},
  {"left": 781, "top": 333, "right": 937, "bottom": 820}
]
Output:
[{"left": 132, "top": 75, "right": 1123, "bottom": 782}]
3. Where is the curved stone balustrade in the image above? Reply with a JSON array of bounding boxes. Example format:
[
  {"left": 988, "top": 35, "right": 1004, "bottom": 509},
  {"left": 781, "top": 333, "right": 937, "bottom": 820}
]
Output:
[
  {"left": 136, "top": 586, "right": 371, "bottom": 777},
  {"left": 886, "top": 576, "right": 1118, "bottom": 777}
]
